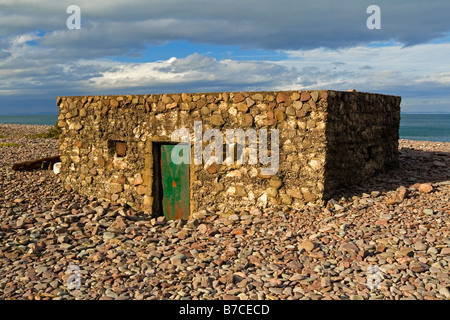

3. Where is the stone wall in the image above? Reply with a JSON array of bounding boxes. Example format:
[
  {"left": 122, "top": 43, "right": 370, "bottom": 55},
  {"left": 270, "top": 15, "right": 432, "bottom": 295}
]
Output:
[
  {"left": 56, "top": 90, "right": 400, "bottom": 217},
  {"left": 323, "top": 91, "right": 401, "bottom": 199}
]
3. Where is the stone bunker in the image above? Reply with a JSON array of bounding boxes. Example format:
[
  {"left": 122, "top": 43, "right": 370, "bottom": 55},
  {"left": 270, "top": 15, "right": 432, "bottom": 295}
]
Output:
[{"left": 56, "top": 90, "right": 401, "bottom": 219}]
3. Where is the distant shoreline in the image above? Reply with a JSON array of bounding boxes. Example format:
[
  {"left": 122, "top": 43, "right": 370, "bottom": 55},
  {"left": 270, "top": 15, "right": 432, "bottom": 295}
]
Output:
[
  {"left": 1, "top": 114, "right": 449, "bottom": 142},
  {"left": 2, "top": 112, "right": 449, "bottom": 116},
  {"left": 1, "top": 123, "right": 449, "bottom": 144}
]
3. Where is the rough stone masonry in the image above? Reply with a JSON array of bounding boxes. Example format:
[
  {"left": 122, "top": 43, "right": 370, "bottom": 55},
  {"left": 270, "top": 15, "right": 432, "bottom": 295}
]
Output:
[{"left": 56, "top": 90, "right": 401, "bottom": 218}]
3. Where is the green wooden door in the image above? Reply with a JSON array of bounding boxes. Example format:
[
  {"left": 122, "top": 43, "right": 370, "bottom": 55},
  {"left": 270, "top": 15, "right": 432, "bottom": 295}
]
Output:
[{"left": 160, "top": 144, "right": 190, "bottom": 220}]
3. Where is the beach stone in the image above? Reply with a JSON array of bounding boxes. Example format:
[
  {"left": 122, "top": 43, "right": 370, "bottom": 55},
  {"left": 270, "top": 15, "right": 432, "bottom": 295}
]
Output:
[
  {"left": 395, "top": 249, "right": 414, "bottom": 257},
  {"left": 439, "top": 287, "right": 450, "bottom": 299},
  {"left": 110, "top": 216, "right": 127, "bottom": 233},
  {"left": 103, "top": 232, "right": 115, "bottom": 241},
  {"left": 414, "top": 242, "right": 428, "bottom": 251},
  {"left": 409, "top": 262, "right": 430, "bottom": 273},
  {"left": 380, "top": 213, "right": 393, "bottom": 220},
  {"left": 35, "top": 266, "right": 48, "bottom": 274},
  {"left": 59, "top": 243, "right": 72, "bottom": 250},
  {"left": 171, "top": 254, "right": 186, "bottom": 265},
  {"left": 210, "top": 115, "right": 224, "bottom": 126},
  {"left": 57, "top": 235, "right": 69, "bottom": 243},
  {"left": 291, "top": 93, "right": 300, "bottom": 101},
  {"left": 233, "top": 93, "right": 245, "bottom": 103},
  {"left": 396, "top": 186, "right": 408, "bottom": 201},
  {"left": 339, "top": 242, "right": 359, "bottom": 253},
  {"left": 418, "top": 183, "right": 433, "bottom": 193},
  {"left": 133, "top": 174, "right": 143, "bottom": 185},
  {"left": 298, "top": 240, "right": 315, "bottom": 253},
  {"left": 300, "top": 92, "right": 311, "bottom": 102}
]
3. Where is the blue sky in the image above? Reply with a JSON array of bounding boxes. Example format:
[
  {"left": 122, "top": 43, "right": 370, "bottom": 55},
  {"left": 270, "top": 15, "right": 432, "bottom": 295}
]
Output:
[{"left": 1, "top": 0, "right": 450, "bottom": 114}]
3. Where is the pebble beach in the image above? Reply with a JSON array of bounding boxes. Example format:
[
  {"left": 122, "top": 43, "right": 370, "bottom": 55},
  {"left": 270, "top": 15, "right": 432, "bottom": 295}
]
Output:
[{"left": 0, "top": 124, "right": 449, "bottom": 300}]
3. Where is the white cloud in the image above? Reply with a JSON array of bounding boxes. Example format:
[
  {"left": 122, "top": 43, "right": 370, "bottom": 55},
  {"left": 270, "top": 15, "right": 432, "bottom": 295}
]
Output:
[
  {"left": 87, "top": 53, "right": 298, "bottom": 92},
  {"left": 277, "top": 42, "right": 450, "bottom": 89}
]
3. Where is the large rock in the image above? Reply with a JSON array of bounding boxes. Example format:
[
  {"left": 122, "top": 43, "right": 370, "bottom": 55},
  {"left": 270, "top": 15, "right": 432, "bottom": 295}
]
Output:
[{"left": 298, "top": 240, "right": 315, "bottom": 253}]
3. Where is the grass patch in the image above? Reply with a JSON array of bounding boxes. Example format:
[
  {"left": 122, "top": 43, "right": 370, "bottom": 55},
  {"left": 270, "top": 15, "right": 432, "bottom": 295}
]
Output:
[
  {"left": 27, "top": 124, "right": 61, "bottom": 139},
  {"left": 0, "top": 143, "right": 21, "bottom": 147},
  {"left": 0, "top": 134, "right": 8, "bottom": 138}
]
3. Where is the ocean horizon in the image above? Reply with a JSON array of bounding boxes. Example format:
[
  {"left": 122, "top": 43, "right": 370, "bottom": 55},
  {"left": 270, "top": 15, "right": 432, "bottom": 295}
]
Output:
[{"left": 0, "top": 113, "right": 449, "bottom": 142}]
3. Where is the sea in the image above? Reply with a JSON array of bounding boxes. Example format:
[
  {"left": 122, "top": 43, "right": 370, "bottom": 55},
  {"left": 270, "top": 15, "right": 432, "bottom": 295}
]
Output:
[{"left": 0, "top": 114, "right": 449, "bottom": 142}]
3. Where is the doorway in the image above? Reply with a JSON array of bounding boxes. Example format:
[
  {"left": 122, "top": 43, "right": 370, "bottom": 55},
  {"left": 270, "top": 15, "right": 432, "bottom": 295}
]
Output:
[{"left": 152, "top": 142, "right": 190, "bottom": 220}]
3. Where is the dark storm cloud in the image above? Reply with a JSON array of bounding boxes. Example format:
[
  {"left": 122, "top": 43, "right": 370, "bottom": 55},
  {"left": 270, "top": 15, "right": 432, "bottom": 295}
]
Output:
[{"left": 1, "top": 0, "right": 449, "bottom": 55}]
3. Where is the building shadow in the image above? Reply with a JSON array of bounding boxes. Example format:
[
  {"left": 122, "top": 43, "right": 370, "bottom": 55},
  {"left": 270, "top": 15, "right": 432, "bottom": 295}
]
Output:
[{"left": 328, "top": 146, "right": 450, "bottom": 200}]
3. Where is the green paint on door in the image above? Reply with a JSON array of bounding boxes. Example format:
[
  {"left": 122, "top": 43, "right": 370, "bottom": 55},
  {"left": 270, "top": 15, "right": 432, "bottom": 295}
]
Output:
[{"left": 161, "top": 144, "right": 190, "bottom": 220}]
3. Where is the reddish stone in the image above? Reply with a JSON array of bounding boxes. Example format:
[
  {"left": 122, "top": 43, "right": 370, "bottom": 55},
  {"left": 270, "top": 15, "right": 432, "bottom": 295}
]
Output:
[
  {"left": 210, "top": 114, "right": 224, "bottom": 126},
  {"left": 309, "top": 252, "right": 326, "bottom": 259},
  {"left": 133, "top": 173, "right": 144, "bottom": 185},
  {"left": 222, "top": 92, "right": 229, "bottom": 102},
  {"left": 110, "top": 99, "right": 119, "bottom": 107},
  {"left": 300, "top": 92, "right": 311, "bottom": 102},
  {"left": 196, "top": 99, "right": 206, "bottom": 109},
  {"left": 274, "top": 108, "right": 286, "bottom": 122},
  {"left": 287, "top": 189, "right": 302, "bottom": 199},
  {"left": 296, "top": 110, "right": 307, "bottom": 118},
  {"left": 385, "top": 198, "right": 398, "bottom": 205},
  {"left": 177, "top": 229, "right": 189, "bottom": 240},
  {"left": 243, "top": 114, "right": 253, "bottom": 127},
  {"left": 222, "top": 295, "right": 240, "bottom": 301},
  {"left": 97, "top": 156, "right": 106, "bottom": 167},
  {"left": 74, "top": 139, "right": 82, "bottom": 148},
  {"left": 237, "top": 102, "right": 248, "bottom": 112},
  {"left": 231, "top": 228, "right": 245, "bottom": 235},
  {"left": 308, "top": 279, "right": 322, "bottom": 291},
  {"left": 116, "top": 142, "right": 126, "bottom": 157},
  {"left": 206, "top": 162, "right": 220, "bottom": 174},
  {"left": 276, "top": 92, "right": 287, "bottom": 103},
  {"left": 116, "top": 175, "right": 126, "bottom": 184},
  {"left": 418, "top": 183, "right": 433, "bottom": 194},
  {"left": 101, "top": 106, "right": 109, "bottom": 116},
  {"left": 409, "top": 262, "right": 430, "bottom": 273},
  {"left": 339, "top": 242, "right": 359, "bottom": 253},
  {"left": 233, "top": 93, "right": 245, "bottom": 103},
  {"left": 396, "top": 186, "right": 408, "bottom": 201},
  {"left": 136, "top": 185, "right": 147, "bottom": 195}
]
